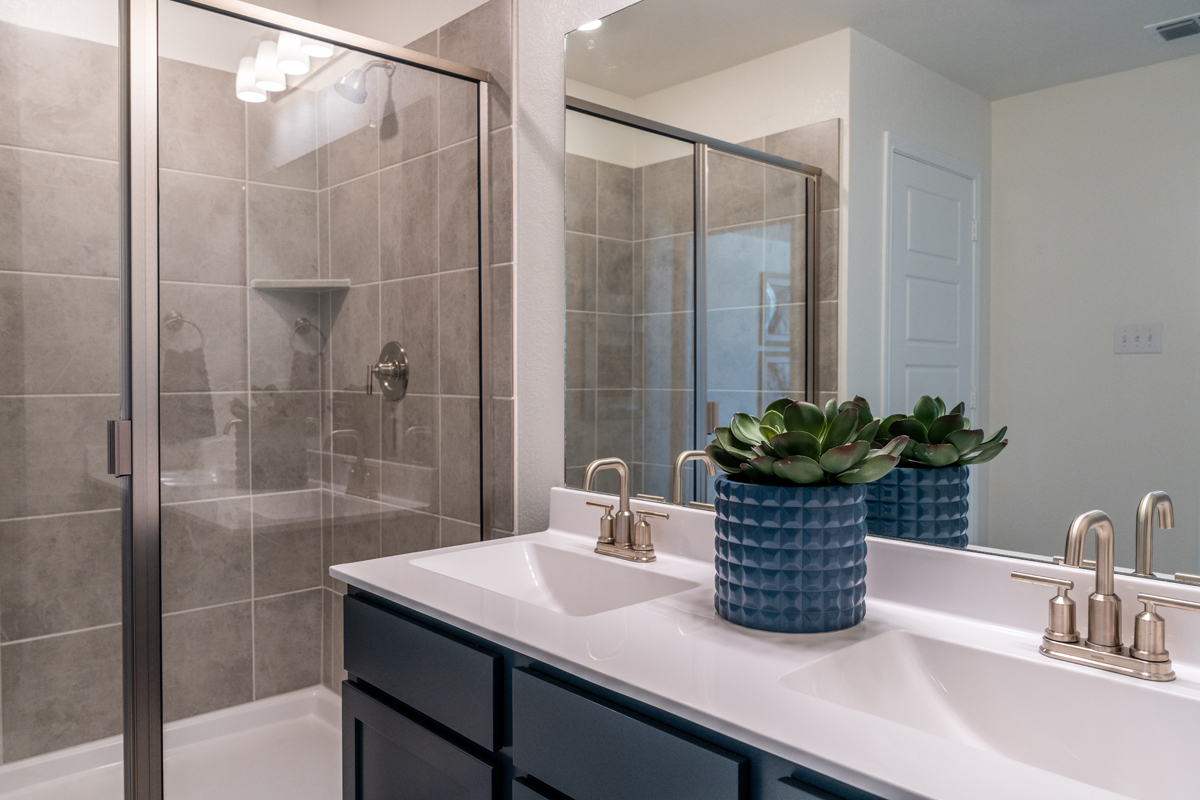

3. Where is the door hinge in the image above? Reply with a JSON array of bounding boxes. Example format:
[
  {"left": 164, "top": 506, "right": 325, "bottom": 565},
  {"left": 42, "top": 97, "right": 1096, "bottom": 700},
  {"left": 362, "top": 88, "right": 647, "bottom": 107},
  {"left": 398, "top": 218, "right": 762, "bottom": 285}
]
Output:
[
  {"left": 107, "top": 419, "right": 132, "bottom": 477},
  {"left": 971, "top": 218, "right": 978, "bottom": 242},
  {"left": 705, "top": 401, "right": 720, "bottom": 435}
]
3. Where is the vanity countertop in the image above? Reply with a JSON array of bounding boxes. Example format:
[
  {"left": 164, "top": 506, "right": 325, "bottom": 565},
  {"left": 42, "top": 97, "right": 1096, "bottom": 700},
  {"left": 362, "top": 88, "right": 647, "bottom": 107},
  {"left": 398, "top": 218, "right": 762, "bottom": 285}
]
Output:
[{"left": 332, "top": 488, "right": 1200, "bottom": 800}]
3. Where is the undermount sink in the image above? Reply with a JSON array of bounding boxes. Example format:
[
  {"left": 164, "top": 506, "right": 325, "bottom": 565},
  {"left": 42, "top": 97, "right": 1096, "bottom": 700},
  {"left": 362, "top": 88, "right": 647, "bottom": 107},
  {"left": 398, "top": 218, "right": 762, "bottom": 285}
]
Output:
[
  {"left": 411, "top": 541, "right": 701, "bottom": 616},
  {"left": 780, "top": 630, "right": 1200, "bottom": 799}
]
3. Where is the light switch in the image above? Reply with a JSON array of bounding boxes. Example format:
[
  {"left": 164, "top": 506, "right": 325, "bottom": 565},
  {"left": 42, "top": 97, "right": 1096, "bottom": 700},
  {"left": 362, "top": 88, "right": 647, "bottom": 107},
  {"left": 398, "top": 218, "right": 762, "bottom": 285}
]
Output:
[{"left": 1114, "top": 323, "right": 1163, "bottom": 354}]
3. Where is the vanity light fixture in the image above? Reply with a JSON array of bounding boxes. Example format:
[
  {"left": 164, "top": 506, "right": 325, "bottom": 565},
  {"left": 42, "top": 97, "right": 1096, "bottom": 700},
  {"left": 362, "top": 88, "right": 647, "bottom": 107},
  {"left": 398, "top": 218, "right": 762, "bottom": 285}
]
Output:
[
  {"left": 299, "top": 37, "right": 335, "bottom": 58},
  {"left": 235, "top": 56, "right": 267, "bottom": 103},
  {"left": 254, "top": 39, "right": 287, "bottom": 92},
  {"left": 578, "top": 19, "right": 603, "bottom": 31},
  {"left": 276, "top": 31, "right": 311, "bottom": 76}
]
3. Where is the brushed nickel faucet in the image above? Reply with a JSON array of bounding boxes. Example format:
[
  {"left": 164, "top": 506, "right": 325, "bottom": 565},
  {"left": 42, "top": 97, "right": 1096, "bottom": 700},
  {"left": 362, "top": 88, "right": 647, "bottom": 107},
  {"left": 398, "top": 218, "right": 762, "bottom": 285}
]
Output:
[
  {"left": 583, "top": 457, "right": 666, "bottom": 562},
  {"left": 1013, "top": 507, "right": 1200, "bottom": 681},
  {"left": 670, "top": 450, "right": 717, "bottom": 508},
  {"left": 1134, "top": 491, "right": 1174, "bottom": 577}
]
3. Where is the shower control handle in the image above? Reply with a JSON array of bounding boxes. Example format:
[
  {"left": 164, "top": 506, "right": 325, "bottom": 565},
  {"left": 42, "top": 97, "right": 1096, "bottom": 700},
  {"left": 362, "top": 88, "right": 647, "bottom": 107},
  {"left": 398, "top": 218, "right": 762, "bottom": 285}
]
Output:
[{"left": 367, "top": 342, "right": 409, "bottom": 402}]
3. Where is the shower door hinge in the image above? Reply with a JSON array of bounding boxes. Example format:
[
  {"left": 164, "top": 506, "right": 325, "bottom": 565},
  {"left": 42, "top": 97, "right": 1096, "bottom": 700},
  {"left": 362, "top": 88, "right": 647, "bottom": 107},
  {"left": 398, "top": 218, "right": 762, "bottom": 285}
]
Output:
[
  {"left": 705, "top": 401, "right": 720, "bottom": 435},
  {"left": 107, "top": 419, "right": 132, "bottom": 477}
]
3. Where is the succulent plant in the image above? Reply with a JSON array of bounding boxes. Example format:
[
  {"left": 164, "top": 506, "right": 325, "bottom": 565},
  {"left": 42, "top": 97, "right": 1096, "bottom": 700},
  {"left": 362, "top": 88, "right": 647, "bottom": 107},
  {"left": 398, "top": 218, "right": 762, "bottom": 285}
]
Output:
[
  {"left": 868, "top": 394, "right": 1007, "bottom": 468},
  {"left": 705, "top": 397, "right": 910, "bottom": 486}
]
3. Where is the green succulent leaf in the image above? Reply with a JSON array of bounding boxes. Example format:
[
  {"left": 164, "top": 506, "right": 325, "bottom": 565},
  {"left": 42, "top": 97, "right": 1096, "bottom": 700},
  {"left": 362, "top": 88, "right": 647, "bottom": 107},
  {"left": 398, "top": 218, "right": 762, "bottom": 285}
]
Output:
[
  {"left": 731, "top": 413, "right": 765, "bottom": 446},
  {"left": 877, "top": 414, "right": 908, "bottom": 439},
  {"left": 706, "top": 444, "right": 744, "bottom": 473},
  {"left": 950, "top": 401, "right": 965, "bottom": 416},
  {"left": 933, "top": 397, "right": 947, "bottom": 418},
  {"left": 760, "top": 409, "right": 785, "bottom": 433},
  {"left": 876, "top": 435, "right": 910, "bottom": 458},
  {"left": 824, "top": 397, "right": 840, "bottom": 423},
  {"left": 963, "top": 417, "right": 971, "bottom": 429},
  {"left": 740, "top": 456, "right": 778, "bottom": 481},
  {"left": 981, "top": 426, "right": 1008, "bottom": 447},
  {"left": 769, "top": 431, "right": 822, "bottom": 461},
  {"left": 840, "top": 398, "right": 874, "bottom": 430},
  {"left": 783, "top": 401, "right": 826, "bottom": 438},
  {"left": 851, "top": 396, "right": 874, "bottom": 422},
  {"left": 890, "top": 418, "right": 929, "bottom": 443},
  {"left": 756, "top": 441, "right": 778, "bottom": 458},
  {"left": 772, "top": 456, "right": 825, "bottom": 485},
  {"left": 854, "top": 419, "right": 881, "bottom": 443},
  {"left": 913, "top": 396, "right": 939, "bottom": 428},
  {"left": 819, "top": 440, "right": 870, "bottom": 473},
  {"left": 715, "top": 428, "right": 757, "bottom": 461},
  {"left": 944, "top": 428, "right": 984, "bottom": 456},
  {"left": 926, "top": 413, "right": 966, "bottom": 445},
  {"left": 959, "top": 439, "right": 1008, "bottom": 465},
  {"left": 837, "top": 453, "right": 900, "bottom": 484},
  {"left": 822, "top": 408, "right": 860, "bottom": 452},
  {"left": 764, "top": 397, "right": 794, "bottom": 418},
  {"left": 912, "top": 442, "right": 961, "bottom": 467}
]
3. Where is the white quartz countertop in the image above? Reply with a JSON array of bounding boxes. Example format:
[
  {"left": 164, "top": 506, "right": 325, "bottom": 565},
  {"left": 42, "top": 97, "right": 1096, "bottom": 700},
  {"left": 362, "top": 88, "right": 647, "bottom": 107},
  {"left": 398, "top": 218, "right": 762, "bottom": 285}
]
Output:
[{"left": 332, "top": 488, "right": 1200, "bottom": 800}]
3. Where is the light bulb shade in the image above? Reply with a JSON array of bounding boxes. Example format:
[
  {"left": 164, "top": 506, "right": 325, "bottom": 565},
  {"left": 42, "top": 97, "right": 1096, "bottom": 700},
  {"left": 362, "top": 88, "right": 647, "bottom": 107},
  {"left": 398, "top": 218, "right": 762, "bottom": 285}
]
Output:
[
  {"left": 254, "top": 40, "right": 287, "bottom": 92},
  {"left": 276, "top": 31, "right": 310, "bottom": 76},
  {"left": 236, "top": 56, "right": 267, "bottom": 102},
  {"left": 299, "top": 37, "right": 334, "bottom": 58}
]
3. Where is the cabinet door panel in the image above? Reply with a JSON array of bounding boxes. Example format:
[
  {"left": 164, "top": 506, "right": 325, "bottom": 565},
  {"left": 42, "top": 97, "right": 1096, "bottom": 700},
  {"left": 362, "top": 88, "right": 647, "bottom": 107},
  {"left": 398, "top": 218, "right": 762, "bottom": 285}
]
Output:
[
  {"left": 513, "top": 667, "right": 746, "bottom": 800},
  {"left": 343, "top": 682, "right": 495, "bottom": 800},
  {"left": 344, "top": 594, "right": 501, "bottom": 750}
]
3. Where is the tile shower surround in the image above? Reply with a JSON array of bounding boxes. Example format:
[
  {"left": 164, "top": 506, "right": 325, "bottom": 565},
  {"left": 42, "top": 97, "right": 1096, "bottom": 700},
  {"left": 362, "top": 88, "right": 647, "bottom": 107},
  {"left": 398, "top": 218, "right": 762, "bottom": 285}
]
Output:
[
  {"left": 0, "top": 0, "right": 514, "bottom": 763},
  {"left": 564, "top": 119, "right": 840, "bottom": 500}
]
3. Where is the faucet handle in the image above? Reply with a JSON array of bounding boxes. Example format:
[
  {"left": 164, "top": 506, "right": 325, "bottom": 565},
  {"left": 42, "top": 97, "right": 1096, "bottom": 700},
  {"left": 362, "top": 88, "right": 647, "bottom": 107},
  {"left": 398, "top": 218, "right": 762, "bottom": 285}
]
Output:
[
  {"left": 630, "top": 509, "right": 667, "bottom": 557},
  {"left": 1012, "top": 572, "right": 1079, "bottom": 643},
  {"left": 635, "top": 509, "right": 669, "bottom": 521},
  {"left": 1132, "top": 593, "right": 1200, "bottom": 662},
  {"left": 586, "top": 501, "right": 615, "bottom": 545}
]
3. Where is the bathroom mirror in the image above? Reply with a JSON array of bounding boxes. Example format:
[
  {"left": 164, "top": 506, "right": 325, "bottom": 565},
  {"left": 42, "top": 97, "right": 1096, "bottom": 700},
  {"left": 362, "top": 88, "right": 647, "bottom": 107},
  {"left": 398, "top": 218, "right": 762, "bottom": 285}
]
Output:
[{"left": 563, "top": 0, "right": 1200, "bottom": 582}]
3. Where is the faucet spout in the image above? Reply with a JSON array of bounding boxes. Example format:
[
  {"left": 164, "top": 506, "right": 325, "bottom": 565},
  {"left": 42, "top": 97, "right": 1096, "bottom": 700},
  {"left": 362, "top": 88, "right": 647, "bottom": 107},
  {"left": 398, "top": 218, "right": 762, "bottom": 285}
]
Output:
[
  {"left": 1134, "top": 491, "right": 1174, "bottom": 577},
  {"left": 670, "top": 450, "right": 716, "bottom": 505},
  {"left": 1064, "top": 510, "right": 1121, "bottom": 650},
  {"left": 583, "top": 457, "right": 633, "bottom": 547}
]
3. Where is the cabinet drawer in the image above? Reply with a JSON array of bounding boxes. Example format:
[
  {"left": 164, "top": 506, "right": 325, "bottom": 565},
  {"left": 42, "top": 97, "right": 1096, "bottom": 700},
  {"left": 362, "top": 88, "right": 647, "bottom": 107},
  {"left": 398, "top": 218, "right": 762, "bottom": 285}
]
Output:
[
  {"left": 512, "top": 668, "right": 747, "bottom": 800},
  {"left": 343, "top": 683, "right": 496, "bottom": 800},
  {"left": 344, "top": 594, "right": 501, "bottom": 750}
]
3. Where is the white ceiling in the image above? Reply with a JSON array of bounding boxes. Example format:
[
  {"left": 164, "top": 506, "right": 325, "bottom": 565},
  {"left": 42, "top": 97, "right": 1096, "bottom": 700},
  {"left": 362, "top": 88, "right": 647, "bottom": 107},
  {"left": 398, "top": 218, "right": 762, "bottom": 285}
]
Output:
[{"left": 566, "top": 0, "right": 1200, "bottom": 100}]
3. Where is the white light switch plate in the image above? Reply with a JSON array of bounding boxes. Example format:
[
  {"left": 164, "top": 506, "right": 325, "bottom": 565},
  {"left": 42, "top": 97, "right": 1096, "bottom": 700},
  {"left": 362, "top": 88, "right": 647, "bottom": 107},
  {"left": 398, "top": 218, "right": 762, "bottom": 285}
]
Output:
[{"left": 1114, "top": 323, "right": 1163, "bottom": 354}]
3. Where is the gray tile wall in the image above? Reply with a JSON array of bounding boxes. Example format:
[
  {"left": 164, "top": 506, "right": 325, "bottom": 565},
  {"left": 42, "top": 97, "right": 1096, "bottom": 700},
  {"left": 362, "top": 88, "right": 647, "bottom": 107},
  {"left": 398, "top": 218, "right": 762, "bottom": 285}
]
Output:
[
  {"left": 0, "top": 19, "right": 124, "bottom": 763},
  {"left": 0, "top": 0, "right": 516, "bottom": 760},
  {"left": 564, "top": 118, "right": 841, "bottom": 501}
]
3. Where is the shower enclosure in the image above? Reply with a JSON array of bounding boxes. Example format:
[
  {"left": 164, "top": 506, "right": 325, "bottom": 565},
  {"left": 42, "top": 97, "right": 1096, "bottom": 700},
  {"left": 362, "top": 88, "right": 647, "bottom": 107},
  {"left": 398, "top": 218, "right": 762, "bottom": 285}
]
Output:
[
  {"left": 563, "top": 99, "right": 823, "bottom": 504},
  {"left": 0, "top": 0, "right": 493, "bottom": 797}
]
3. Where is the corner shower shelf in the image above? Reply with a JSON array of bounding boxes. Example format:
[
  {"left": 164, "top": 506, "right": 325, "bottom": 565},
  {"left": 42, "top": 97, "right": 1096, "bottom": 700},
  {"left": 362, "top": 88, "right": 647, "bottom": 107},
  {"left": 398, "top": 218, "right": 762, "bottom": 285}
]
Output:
[{"left": 250, "top": 279, "right": 351, "bottom": 292}]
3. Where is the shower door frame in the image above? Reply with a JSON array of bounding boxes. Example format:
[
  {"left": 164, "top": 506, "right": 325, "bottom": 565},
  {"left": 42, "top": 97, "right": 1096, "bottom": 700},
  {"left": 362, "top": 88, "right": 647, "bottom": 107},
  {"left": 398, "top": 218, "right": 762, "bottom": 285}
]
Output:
[
  {"left": 121, "top": 1, "right": 495, "bottom": 797},
  {"left": 564, "top": 97, "right": 823, "bottom": 501}
]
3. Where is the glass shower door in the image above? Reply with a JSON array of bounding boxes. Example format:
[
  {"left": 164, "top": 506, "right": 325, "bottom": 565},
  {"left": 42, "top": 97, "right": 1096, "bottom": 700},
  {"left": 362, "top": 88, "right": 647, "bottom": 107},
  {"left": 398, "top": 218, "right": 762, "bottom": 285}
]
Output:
[
  {"left": 0, "top": 0, "right": 127, "bottom": 794},
  {"left": 701, "top": 151, "right": 812, "bottom": 501}
]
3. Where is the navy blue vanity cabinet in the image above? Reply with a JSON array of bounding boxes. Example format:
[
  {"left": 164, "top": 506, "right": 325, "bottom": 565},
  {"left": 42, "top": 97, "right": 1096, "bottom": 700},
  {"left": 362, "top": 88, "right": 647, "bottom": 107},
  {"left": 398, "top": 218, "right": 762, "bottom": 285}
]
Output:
[{"left": 342, "top": 588, "right": 884, "bottom": 800}]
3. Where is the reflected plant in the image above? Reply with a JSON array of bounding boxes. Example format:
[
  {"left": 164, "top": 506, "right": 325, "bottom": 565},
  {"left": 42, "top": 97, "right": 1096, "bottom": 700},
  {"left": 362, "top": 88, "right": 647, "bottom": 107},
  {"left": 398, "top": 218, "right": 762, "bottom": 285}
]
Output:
[
  {"left": 868, "top": 395, "right": 1008, "bottom": 468},
  {"left": 706, "top": 397, "right": 909, "bottom": 486}
]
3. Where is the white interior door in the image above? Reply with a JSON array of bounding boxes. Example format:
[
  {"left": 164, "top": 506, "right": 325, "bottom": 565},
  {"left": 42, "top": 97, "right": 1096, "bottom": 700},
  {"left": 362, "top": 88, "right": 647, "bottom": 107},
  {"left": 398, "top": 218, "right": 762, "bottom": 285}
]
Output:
[{"left": 886, "top": 150, "right": 977, "bottom": 417}]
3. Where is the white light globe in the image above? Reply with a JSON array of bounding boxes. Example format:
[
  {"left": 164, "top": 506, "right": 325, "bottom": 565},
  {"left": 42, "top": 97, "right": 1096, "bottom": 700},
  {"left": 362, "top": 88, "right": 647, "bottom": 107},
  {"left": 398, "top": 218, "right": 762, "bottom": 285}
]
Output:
[
  {"left": 254, "top": 40, "right": 287, "bottom": 92},
  {"left": 299, "top": 37, "right": 334, "bottom": 58},
  {"left": 276, "top": 31, "right": 310, "bottom": 76},
  {"left": 236, "top": 56, "right": 267, "bottom": 102}
]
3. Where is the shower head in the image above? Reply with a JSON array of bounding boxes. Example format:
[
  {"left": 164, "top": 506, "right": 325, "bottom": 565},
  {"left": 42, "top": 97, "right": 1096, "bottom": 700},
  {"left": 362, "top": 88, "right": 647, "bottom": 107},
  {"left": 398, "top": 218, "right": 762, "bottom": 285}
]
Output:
[
  {"left": 334, "top": 68, "right": 367, "bottom": 103},
  {"left": 333, "top": 60, "right": 396, "bottom": 104}
]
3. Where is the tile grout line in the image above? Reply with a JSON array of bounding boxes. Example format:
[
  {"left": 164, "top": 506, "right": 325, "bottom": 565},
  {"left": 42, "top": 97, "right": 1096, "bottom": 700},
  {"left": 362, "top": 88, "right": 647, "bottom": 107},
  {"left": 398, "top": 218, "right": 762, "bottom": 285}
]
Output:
[{"left": 243, "top": 100, "right": 258, "bottom": 703}]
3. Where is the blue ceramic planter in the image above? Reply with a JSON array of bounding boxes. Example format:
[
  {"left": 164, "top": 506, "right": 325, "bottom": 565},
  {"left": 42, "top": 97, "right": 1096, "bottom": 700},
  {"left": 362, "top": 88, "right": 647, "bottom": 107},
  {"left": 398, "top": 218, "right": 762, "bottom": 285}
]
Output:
[
  {"left": 713, "top": 476, "right": 867, "bottom": 633},
  {"left": 864, "top": 466, "right": 969, "bottom": 548}
]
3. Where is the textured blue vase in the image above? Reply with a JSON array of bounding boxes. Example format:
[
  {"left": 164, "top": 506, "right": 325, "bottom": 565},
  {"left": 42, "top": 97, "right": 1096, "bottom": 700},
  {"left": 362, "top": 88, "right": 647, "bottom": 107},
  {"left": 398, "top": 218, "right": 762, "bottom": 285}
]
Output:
[
  {"left": 864, "top": 466, "right": 969, "bottom": 548},
  {"left": 713, "top": 476, "right": 867, "bottom": 634}
]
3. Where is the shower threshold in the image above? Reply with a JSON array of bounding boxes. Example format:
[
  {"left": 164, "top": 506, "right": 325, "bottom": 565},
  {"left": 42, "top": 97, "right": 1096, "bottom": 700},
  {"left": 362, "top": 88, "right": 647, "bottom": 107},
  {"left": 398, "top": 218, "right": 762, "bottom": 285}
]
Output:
[{"left": 0, "top": 686, "right": 340, "bottom": 800}]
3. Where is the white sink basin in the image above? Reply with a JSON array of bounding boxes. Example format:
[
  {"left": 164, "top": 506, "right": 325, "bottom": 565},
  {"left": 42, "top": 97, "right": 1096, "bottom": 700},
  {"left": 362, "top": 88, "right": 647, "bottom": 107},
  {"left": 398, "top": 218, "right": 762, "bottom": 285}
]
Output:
[
  {"left": 780, "top": 630, "right": 1200, "bottom": 799},
  {"left": 411, "top": 541, "right": 701, "bottom": 616}
]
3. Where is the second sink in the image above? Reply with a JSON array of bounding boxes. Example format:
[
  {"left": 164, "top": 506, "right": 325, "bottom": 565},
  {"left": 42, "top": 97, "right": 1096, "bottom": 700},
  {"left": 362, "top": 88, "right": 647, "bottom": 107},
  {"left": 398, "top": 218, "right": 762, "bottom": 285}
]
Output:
[{"left": 411, "top": 540, "right": 701, "bottom": 616}]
